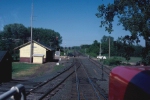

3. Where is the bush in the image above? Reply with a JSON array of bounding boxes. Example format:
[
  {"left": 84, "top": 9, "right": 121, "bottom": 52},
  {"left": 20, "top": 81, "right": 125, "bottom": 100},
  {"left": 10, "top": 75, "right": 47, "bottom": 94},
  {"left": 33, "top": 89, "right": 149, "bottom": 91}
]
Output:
[
  {"left": 142, "top": 52, "right": 150, "bottom": 65},
  {"left": 88, "top": 52, "right": 97, "bottom": 57},
  {"left": 103, "top": 57, "right": 121, "bottom": 66}
]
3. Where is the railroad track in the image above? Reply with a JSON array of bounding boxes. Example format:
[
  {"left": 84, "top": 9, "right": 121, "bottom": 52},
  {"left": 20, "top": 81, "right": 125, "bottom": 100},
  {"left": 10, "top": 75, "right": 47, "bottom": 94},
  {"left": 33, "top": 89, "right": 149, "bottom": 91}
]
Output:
[
  {"left": 0, "top": 52, "right": 110, "bottom": 100},
  {"left": 69, "top": 57, "right": 108, "bottom": 100},
  {"left": 26, "top": 56, "right": 108, "bottom": 100},
  {"left": 75, "top": 50, "right": 111, "bottom": 75},
  {"left": 89, "top": 57, "right": 111, "bottom": 75},
  {"left": 79, "top": 56, "right": 109, "bottom": 99},
  {"left": 26, "top": 58, "right": 80, "bottom": 100}
]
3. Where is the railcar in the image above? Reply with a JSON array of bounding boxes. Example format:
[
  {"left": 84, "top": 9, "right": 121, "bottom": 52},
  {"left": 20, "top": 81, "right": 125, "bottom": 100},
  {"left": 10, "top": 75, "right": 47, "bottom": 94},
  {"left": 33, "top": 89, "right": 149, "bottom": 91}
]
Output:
[{"left": 109, "top": 66, "right": 150, "bottom": 100}]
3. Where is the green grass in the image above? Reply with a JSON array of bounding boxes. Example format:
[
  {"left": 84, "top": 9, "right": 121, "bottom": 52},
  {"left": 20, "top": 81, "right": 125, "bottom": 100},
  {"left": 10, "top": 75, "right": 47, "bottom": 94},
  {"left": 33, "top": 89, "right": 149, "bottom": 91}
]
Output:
[
  {"left": 12, "top": 62, "right": 40, "bottom": 75},
  {"left": 53, "top": 64, "right": 65, "bottom": 72},
  {"left": 114, "top": 57, "right": 142, "bottom": 63},
  {"left": 12, "top": 62, "right": 65, "bottom": 78}
]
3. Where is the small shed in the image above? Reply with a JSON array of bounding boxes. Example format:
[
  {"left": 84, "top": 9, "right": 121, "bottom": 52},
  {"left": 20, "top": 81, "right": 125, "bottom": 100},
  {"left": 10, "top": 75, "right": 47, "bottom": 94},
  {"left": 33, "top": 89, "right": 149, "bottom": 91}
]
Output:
[
  {"left": 33, "top": 54, "right": 44, "bottom": 64},
  {"left": 0, "top": 51, "right": 12, "bottom": 83}
]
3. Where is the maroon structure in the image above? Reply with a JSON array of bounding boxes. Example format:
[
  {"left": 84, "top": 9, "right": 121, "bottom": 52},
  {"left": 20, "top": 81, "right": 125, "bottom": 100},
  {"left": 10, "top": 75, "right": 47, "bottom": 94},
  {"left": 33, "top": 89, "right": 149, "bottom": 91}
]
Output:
[{"left": 109, "top": 66, "right": 150, "bottom": 100}]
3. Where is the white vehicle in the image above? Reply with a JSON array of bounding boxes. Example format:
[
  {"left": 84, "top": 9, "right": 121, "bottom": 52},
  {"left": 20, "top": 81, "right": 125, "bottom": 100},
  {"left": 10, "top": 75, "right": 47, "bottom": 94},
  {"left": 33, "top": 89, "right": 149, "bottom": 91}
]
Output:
[{"left": 97, "top": 56, "right": 106, "bottom": 59}]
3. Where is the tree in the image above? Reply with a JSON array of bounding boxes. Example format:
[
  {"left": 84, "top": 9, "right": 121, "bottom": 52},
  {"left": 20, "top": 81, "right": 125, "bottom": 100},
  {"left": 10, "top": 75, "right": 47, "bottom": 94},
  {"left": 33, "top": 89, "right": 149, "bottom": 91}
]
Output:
[
  {"left": 0, "top": 23, "right": 62, "bottom": 58},
  {"left": 96, "top": 0, "right": 150, "bottom": 44},
  {"left": 96, "top": 0, "right": 150, "bottom": 64},
  {"left": 0, "top": 23, "right": 29, "bottom": 55},
  {"left": 133, "top": 45, "right": 143, "bottom": 57},
  {"left": 101, "top": 35, "right": 114, "bottom": 55},
  {"left": 87, "top": 40, "right": 99, "bottom": 57},
  {"left": 29, "top": 27, "right": 62, "bottom": 49},
  {"left": 3, "top": 23, "right": 29, "bottom": 43}
]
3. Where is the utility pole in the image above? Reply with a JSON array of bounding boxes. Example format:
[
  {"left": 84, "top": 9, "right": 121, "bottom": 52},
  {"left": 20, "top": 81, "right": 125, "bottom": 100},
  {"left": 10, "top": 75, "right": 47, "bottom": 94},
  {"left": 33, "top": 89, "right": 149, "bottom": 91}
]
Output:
[
  {"left": 30, "top": 2, "right": 33, "bottom": 63},
  {"left": 109, "top": 36, "right": 110, "bottom": 59},
  {"left": 99, "top": 40, "right": 101, "bottom": 56}
]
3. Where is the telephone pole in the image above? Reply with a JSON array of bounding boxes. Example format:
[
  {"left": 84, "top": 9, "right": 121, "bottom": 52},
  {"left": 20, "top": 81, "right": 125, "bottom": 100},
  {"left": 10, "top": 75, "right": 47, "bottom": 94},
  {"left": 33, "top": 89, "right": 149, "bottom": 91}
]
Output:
[
  {"left": 30, "top": 2, "right": 33, "bottom": 63},
  {"left": 99, "top": 40, "right": 101, "bottom": 56},
  {"left": 109, "top": 36, "right": 110, "bottom": 59}
]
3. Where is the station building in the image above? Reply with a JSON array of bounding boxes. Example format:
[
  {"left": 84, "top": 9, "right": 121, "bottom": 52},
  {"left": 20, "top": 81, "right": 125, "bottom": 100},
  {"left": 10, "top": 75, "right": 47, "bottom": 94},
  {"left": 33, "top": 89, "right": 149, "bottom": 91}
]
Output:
[{"left": 14, "top": 40, "right": 55, "bottom": 64}]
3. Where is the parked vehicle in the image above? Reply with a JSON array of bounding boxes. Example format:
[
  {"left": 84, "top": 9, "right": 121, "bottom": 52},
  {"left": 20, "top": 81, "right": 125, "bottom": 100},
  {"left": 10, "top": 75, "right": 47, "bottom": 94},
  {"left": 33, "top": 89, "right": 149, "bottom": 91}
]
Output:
[{"left": 97, "top": 56, "right": 106, "bottom": 59}]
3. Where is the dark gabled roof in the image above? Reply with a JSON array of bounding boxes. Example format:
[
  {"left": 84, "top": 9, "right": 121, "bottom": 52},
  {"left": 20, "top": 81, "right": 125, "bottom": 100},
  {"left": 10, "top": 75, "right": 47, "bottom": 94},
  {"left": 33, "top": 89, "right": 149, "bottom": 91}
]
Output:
[
  {"left": 0, "top": 51, "right": 7, "bottom": 61},
  {"left": 14, "top": 40, "right": 54, "bottom": 51}
]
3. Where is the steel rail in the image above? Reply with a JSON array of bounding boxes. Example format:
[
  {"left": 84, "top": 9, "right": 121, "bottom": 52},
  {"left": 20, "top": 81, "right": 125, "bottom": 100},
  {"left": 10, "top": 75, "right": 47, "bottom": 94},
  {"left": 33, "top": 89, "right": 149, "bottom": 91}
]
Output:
[
  {"left": 75, "top": 64, "right": 80, "bottom": 100},
  {"left": 79, "top": 54, "right": 109, "bottom": 100},
  {"left": 38, "top": 59, "right": 80, "bottom": 100},
  {"left": 88, "top": 58, "right": 111, "bottom": 75},
  {"left": 27, "top": 58, "right": 75, "bottom": 95},
  {"left": 26, "top": 58, "right": 79, "bottom": 99},
  {"left": 92, "top": 83, "right": 108, "bottom": 100},
  {"left": 79, "top": 60, "right": 101, "bottom": 100},
  {"left": 38, "top": 68, "right": 75, "bottom": 100}
]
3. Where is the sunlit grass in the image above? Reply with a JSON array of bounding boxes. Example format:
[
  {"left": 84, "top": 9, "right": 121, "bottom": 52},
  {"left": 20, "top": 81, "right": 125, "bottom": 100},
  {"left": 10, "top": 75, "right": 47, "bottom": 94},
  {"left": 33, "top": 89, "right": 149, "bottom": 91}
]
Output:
[
  {"left": 12, "top": 62, "right": 40, "bottom": 77},
  {"left": 113, "top": 57, "right": 142, "bottom": 63}
]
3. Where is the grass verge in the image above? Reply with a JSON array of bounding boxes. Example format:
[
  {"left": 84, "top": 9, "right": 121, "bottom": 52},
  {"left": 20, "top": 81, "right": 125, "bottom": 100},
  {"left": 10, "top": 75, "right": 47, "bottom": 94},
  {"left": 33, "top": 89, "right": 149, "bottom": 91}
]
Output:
[
  {"left": 12, "top": 62, "right": 40, "bottom": 78},
  {"left": 53, "top": 64, "right": 65, "bottom": 72}
]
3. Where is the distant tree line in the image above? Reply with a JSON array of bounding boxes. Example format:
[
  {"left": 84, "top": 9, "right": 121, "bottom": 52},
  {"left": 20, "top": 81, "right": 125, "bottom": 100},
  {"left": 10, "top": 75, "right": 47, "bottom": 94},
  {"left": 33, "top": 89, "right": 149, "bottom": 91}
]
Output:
[
  {"left": 81, "top": 35, "right": 143, "bottom": 62},
  {"left": 0, "top": 23, "right": 62, "bottom": 57}
]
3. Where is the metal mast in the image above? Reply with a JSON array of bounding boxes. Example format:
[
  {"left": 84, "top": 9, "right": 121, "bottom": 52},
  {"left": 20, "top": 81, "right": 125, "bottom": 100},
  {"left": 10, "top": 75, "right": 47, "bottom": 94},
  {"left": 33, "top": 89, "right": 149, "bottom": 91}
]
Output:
[
  {"left": 30, "top": 2, "right": 33, "bottom": 63},
  {"left": 109, "top": 36, "right": 110, "bottom": 59},
  {"left": 99, "top": 40, "right": 101, "bottom": 56}
]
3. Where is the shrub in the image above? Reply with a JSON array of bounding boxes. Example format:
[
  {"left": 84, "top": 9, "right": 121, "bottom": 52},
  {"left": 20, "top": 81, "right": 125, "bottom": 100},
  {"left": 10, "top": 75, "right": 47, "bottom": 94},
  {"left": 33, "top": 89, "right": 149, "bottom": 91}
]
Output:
[
  {"left": 88, "top": 52, "right": 97, "bottom": 57},
  {"left": 103, "top": 57, "right": 121, "bottom": 66}
]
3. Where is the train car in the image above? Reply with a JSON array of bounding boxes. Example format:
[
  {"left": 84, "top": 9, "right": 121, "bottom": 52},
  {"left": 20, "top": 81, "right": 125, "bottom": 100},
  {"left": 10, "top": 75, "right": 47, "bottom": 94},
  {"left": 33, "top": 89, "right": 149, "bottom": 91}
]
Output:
[{"left": 109, "top": 66, "right": 150, "bottom": 100}]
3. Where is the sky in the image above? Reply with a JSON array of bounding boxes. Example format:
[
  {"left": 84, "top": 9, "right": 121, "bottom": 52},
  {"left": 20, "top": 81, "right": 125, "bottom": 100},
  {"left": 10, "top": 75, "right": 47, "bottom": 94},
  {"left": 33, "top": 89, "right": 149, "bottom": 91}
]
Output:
[{"left": 0, "top": 0, "right": 145, "bottom": 47}]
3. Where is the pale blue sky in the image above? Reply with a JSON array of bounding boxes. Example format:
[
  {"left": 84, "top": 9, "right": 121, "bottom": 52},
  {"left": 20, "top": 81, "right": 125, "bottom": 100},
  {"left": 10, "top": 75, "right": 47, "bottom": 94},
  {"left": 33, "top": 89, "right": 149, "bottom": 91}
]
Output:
[{"left": 0, "top": 0, "right": 145, "bottom": 47}]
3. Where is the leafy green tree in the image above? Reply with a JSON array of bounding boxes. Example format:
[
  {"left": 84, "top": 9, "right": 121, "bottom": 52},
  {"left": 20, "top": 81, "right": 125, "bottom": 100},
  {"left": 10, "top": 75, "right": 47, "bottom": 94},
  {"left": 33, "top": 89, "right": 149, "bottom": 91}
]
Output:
[
  {"left": 28, "top": 27, "right": 62, "bottom": 49},
  {"left": 87, "top": 40, "right": 99, "bottom": 56},
  {"left": 101, "top": 35, "right": 114, "bottom": 55},
  {"left": 3, "top": 23, "right": 29, "bottom": 43},
  {"left": 0, "top": 23, "right": 62, "bottom": 58},
  {"left": 115, "top": 36, "right": 135, "bottom": 62},
  {"left": 0, "top": 23, "right": 28, "bottom": 55},
  {"left": 132, "top": 45, "right": 143, "bottom": 57},
  {"left": 96, "top": 0, "right": 150, "bottom": 64},
  {"left": 96, "top": 0, "right": 149, "bottom": 43}
]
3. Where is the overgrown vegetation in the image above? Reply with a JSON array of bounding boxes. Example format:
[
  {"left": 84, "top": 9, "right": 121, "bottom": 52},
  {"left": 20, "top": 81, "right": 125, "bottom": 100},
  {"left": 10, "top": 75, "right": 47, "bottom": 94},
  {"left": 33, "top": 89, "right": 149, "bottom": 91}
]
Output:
[{"left": 103, "top": 57, "right": 121, "bottom": 66}]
